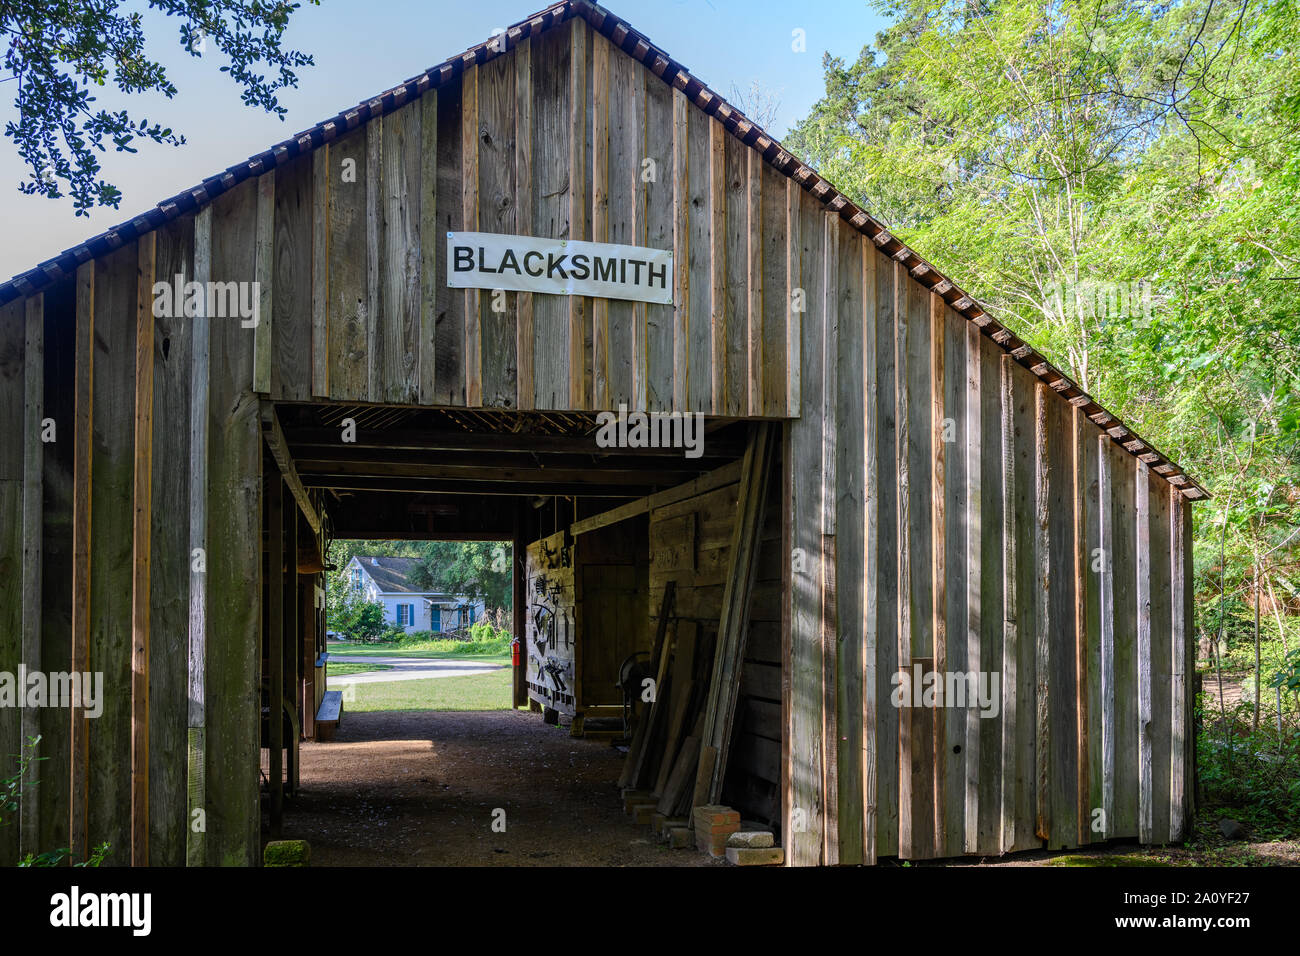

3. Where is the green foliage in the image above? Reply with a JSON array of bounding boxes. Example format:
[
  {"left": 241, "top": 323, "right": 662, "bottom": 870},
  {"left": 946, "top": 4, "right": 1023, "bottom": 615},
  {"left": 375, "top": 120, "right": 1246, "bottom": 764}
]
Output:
[
  {"left": 3, "top": 736, "right": 110, "bottom": 866},
  {"left": 788, "top": 0, "right": 1300, "bottom": 814},
  {"left": 408, "top": 541, "right": 513, "bottom": 613},
  {"left": 327, "top": 586, "right": 386, "bottom": 643},
  {"left": 3, "top": 0, "right": 319, "bottom": 214},
  {"left": 1195, "top": 695, "right": 1300, "bottom": 834}
]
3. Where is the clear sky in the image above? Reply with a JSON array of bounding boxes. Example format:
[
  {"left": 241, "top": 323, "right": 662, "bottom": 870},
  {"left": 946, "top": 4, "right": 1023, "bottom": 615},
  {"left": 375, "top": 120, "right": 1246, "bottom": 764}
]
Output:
[{"left": 0, "top": 0, "right": 886, "bottom": 279}]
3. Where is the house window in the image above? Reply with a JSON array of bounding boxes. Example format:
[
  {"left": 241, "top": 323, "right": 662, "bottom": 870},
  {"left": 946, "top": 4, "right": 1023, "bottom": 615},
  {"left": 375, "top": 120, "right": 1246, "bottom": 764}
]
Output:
[
  {"left": 350, "top": 568, "right": 361, "bottom": 588},
  {"left": 469, "top": 606, "right": 476, "bottom": 626},
  {"left": 397, "top": 604, "right": 413, "bottom": 626}
]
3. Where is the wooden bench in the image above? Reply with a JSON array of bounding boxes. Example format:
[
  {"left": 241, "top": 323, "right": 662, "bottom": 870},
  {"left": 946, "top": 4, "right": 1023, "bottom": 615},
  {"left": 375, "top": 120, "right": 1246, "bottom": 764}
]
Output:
[{"left": 316, "top": 689, "right": 344, "bottom": 742}]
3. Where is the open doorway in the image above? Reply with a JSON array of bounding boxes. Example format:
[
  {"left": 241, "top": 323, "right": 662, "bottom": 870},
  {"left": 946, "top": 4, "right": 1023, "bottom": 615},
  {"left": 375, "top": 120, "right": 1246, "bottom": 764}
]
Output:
[{"left": 259, "top": 404, "right": 772, "bottom": 866}]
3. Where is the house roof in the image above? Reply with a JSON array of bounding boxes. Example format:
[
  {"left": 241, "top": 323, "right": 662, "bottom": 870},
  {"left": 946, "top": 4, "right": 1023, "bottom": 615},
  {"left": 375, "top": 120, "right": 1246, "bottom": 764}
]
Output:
[
  {"left": 0, "top": 0, "right": 1207, "bottom": 499},
  {"left": 350, "top": 555, "right": 428, "bottom": 594}
]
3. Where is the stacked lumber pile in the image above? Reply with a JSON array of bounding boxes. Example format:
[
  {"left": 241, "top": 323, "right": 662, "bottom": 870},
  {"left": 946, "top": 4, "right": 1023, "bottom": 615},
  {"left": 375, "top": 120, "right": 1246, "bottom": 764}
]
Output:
[{"left": 616, "top": 425, "right": 781, "bottom": 864}]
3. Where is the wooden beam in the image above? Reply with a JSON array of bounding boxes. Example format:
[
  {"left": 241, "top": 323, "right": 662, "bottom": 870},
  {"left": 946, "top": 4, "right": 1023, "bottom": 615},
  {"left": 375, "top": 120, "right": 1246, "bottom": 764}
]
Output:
[
  {"left": 461, "top": 65, "right": 481, "bottom": 406},
  {"left": 20, "top": 292, "right": 43, "bottom": 857},
  {"left": 895, "top": 262, "right": 913, "bottom": 859},
  {"left": 746, "top": 150, "right": 762, "bottom": 415},
  {"left": 253, "top": 173, "right": 274, "bottom": 394},
  {"left": 672, "top": 88, "right": 689, "bottom": 412},
  {"left": 1073, "top": 406, "right": 1090, "bottom": 845},
  {"left": 419, "top": 89, "right": 439, "bottom": 404},
  {"left": 786, "top": 180, "right": 802, "bottom": 417},
  {"left": 260, "top": 403, "right": 322, "bottom": 534},
  {"left": 70, "top": 262, "right": 94, "bottom": 862},
  {"left": 569, "top": 458, "right": 743, "bottom": 536},
  {"left": 861, "top": 238, "right": 878, "bottom": 866},
  {"left": 186, "top": 206, "right": 212, "bottom": 868},
  {"left": 131, "top": 232, "right": 156, "bottom": 866},
  {"left": 709, "top": 119, "right": 726, "bottom": 413},
  {"left": 512, "top": 502, "right": 528, "bottom": 707}
]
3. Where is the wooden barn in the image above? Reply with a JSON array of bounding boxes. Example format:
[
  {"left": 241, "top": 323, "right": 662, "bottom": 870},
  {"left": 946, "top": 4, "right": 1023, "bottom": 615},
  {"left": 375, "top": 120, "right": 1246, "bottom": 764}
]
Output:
[{"left": 0, "top": 0, "right": 1207, "bottom": 867}]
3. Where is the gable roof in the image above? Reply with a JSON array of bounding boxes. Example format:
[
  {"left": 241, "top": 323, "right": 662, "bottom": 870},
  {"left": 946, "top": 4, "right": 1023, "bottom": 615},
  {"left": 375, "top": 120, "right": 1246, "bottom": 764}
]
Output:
[
  {"left": 349, "top": 555, "right": 428, "bottom": 594},
  {"left": 0, "top": 0, "right": 1207, "bottom": 499}
]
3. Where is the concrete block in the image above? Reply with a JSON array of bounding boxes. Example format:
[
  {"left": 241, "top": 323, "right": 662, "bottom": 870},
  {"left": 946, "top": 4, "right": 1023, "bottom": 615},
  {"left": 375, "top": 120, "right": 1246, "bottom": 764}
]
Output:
[
  {"left": 727, "top": 830, "right": 775, "bottom": 849},
  {"left": 725, "top": 846, "right": 784, "bottom": 866}
]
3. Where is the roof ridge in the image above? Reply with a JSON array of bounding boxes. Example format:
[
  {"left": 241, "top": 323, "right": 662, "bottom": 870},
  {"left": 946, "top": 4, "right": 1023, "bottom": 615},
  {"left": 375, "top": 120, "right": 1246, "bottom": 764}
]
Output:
[{"left": 0, "top": 0, "right": 1208, "bottom": 499}]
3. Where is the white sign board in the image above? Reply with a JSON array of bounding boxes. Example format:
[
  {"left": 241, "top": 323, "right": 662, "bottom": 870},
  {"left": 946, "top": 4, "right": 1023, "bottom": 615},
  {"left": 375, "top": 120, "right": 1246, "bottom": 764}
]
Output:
[{"left": 446, "top": 232, "right": 674, "bottom": 305}]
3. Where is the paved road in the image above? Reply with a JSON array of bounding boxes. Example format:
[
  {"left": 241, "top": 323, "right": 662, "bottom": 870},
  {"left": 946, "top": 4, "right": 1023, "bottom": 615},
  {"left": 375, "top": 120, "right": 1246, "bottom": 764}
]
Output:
[{"left": 327, "top": 655, "right": 506, "bottom": 685}]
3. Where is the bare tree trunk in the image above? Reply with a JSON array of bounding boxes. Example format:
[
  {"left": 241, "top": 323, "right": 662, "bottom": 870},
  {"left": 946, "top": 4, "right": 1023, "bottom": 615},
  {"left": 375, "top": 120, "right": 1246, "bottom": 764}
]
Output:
[{"left": 1253, "top": 563, "right": 1261, "bottom": 734}]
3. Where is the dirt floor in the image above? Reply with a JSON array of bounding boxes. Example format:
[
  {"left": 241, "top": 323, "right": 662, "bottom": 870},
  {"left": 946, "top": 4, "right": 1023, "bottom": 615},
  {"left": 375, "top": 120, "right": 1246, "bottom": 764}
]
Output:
[{"left": 273, "top": 708, "right": 725, "bottom": 866}]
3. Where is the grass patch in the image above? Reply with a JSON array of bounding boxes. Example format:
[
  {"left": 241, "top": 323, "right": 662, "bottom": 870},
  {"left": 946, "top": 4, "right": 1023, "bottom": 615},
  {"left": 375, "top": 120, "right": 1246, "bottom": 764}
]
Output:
[
  {"left": 341, "top": 667, "right": 512, "bottom": 712},
  {"left": 326, "top": 662, "right": 393, "bottom": 677}
]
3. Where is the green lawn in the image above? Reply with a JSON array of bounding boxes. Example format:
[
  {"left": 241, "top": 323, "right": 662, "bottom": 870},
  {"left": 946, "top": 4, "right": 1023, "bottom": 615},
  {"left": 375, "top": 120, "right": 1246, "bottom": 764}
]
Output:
[
  {"left": 340, "top": 667, "right": 513, "bottom": 712},
  {"left": 326, "top": 662, "right": 393, "bottom": 677}
]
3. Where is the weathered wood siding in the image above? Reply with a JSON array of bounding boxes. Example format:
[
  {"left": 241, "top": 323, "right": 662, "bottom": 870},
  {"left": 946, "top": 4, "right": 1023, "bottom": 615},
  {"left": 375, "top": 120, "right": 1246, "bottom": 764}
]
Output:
[{"left": 781, "top": 198, "right": 1196, "bottom": 862}]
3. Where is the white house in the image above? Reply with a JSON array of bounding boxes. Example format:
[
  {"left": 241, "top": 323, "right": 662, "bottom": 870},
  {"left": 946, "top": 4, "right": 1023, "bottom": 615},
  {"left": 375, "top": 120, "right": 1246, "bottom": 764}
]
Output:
[{"left": 343, "top": 555, "right": 487, "bottom": 634}]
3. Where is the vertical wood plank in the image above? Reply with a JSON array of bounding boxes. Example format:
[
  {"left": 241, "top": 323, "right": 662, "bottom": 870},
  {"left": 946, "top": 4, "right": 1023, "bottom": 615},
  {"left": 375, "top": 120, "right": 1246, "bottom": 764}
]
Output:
[
  {"left": 20, "top": 293, "right": 44, "bottom": 856},
  {"left": 325, "top": 124, "right": 370, "bottom": 401},
  {"left": 419, "top": 91, "right": 440, "bottom": 404},
  {"left": 591, "top": 34, "right": 610, "bottom": 409},
  {"left": 1034, "top": 382, "right": 1051, "bottom": 842},
  {"left": 477, "top": 57, "right": 518, "bottom": 408},
  {"left": 604, "top": 45, "right": 640, "bottom": 410},
  {"left": 976, "top": 334, "right": 1004, "bottom": 855},
  {"left": 709, "top": 120, "right": 726, "bottom": 413},
  {"left": 69, "top": 262, "right": 94, "bottom": 862},
  {"left": 150, "top": 216, "right": 194, "bottom": 865},
  {"left": 1147, "top": 467, "right": 1172, "bottom": 844},
  {"left": 131, "top": 233, "right": 155, "bottom": 866},
  {"left": 253, "top": 173, "right": 274, "bottom": 394},
  {"left": 785, "top": 180, "right": 801, "bottom": 418},
  {"left": 568, "top": 16, "right": 588, "bottom": 409},
  {"left": 381, "top": 101, "right": 422, "bottom": 405},
  {"left": 461, "top": 68, "right": 481, "bottom": 407},
  {"left": 1098, "top": 434, "right": 1115, "bottom": 838},
  {"left": 365, "top": 118, "right": 381, "bottom": 403},
  {"left": 964, "top": 320, "right": 981, "bottom": 853},
  {"left": 861, "top": 240, "right": 878, "bottom": 866},
  {"left": 686, "top": 106, "right": 712, "bottom": 414},
  {"left": 272, "top": 156, "right": 313, "bottom": 402},
  {"left": 434, "top": 76, "right": 466, "bottom": 405},
  {"left": 310, "top": 145, "right": 329, "bottom": 398},
  {"left": 760, "top": 165, "right": 787, "bottom": 417},
  {"left": 206, "top": 181, "right": 261, "bottom": 865},
  {"left": 641, "top": 76, "right": 673, "bottom": 412},
  {"left": 820, "top": 213, "right": 839, "bottom": 866},
  {"left": 1136, "top": 460, "right": 1152, "bottom": 844},
  {"left": 267, "top": 472, "right": 284, "bottom": 835},
  {"left": 722, "top": 134, "right": 747, "bottom": 416},
  {"left": 1111, "top": 441, "right": 1139, "bottom": 837},
  {"left": 1073, "top": 407, "right": 1090, "bottom": 845},
  {"left": 1169, "top": 485, "right": 1186, "bottom": 841},
  {"left": 745, "top": 150, "right": 762, "bottom": 416},
  {"left": 186, "top": 208, "right": 211, "bottom": 867},
  {"left": 0, "top": 298, "right": 23, "bottom": 867},
  {"left": 530, "top": 27, "right": 569, "bottom": 409},
  {"left": 896, "top": 262, "right": 913, "bottom": 859},
  {"left": 671, "top": 88, "right": 689, "bottom": 412},
  {"left": 998, "top": 354, "right": 1017, "bottom": 853}
]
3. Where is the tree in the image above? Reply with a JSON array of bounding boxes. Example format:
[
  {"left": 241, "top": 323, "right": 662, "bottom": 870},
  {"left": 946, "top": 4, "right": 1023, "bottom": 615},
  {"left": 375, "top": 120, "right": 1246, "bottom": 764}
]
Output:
[
  {"left": 409, "top": 541, "right": 513, "bottom": 614},
  {"left": 2, "top": 0, "right": 319, "bottom": 215}
]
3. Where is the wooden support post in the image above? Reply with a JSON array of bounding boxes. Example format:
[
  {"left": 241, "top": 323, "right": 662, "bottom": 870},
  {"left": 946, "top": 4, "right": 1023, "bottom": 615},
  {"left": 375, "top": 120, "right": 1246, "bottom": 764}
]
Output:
[
  {"left": 311, "top": 145, "right": 329, "bottom": 398},
  {"left": 20, "top": 292, "right": 44, "bottom": 857},
  {"left": 284, "top": 491, "right": 299, "bottom": 795},
  {"left": 268, "top": 474, "right": 284, "bottom": 836},
  {"left": 895, "top": 262, "right": 913, "bottom": 859},
  {"left": 1073, "top": 407, "right": 1090, "bottom": 845},
  {"left": 131, "top": 232, "right": 156, "bottom": 866},
  {"left": 591, "top": 34, "right": 610, "bottom": 409},
  {"left": 186, "top": 207, "right": 212, "bottom": 867},
  {"left": 568, "top": 16, "right": 587, "bottom": 409},
  {"left": 514, "top": 37, "right": 534, "bottom": 411},
  {"left": 745, "top": 150, "right": 763, "bottom": 416},
  {"left": 671, "top": 88, "right": 689, "bottom": 412},
  {"left": 820, "top": 215, "right": 839, "bottom": 865},
  {"left": 70, "top": 263, "right": 94, "bottom": 863}
]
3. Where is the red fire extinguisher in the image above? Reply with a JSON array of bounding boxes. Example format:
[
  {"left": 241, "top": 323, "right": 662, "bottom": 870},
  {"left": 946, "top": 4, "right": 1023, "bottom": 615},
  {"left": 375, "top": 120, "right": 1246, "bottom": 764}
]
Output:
[{"left": 511, "top": 637, "right": 521, "bottom": 667}]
